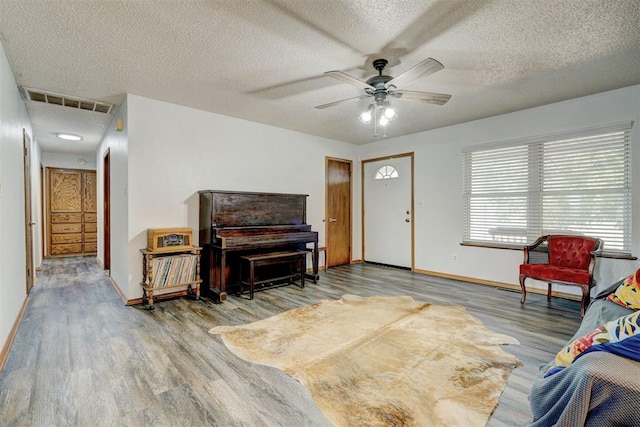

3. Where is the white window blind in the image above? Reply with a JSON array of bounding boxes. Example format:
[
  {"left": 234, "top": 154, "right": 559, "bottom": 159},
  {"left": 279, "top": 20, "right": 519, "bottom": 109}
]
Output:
[{"left": 463, "top": 122, "right": 633, "bottom": 254}]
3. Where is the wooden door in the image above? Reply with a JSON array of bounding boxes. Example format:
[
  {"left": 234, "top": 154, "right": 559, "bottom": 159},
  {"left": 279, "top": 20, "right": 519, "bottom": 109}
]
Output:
[
  {"left": 362, "top": 153, "right": 414, "bottom": 269},
  {"left": 23, "top": 130, "right": 34, "bottom": 293},
  {"left": 47, "top": 168, "right": 97, "bottom": 257},
  {"left": 40, "top": 163, "right": 45, "bottom": 264},
  {"left": 326, "top": 158, "right": 352, "bottom": 267},
  {"left": 103, "top": 149, "right": 111, "bottom": 270}
]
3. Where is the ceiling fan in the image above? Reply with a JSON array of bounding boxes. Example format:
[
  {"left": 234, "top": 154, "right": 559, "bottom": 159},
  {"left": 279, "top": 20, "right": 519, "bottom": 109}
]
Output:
[{"left": 315, "top": 57, "right": 452, "bottom": 111}]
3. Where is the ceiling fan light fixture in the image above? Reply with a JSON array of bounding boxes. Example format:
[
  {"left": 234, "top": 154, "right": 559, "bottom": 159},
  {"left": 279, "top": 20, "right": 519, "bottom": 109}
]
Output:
[
  {"left": 319, "top": 57, "right": 449, "bottom": 137},
  {"left": 359, "top": 104, "right": 374, "bottom": 124},
  {"left": 359, "top": 111, "right": 372, "bottom": 124},
  {"left": 383, "top": 103, "right": 397, "bottom": 120}
]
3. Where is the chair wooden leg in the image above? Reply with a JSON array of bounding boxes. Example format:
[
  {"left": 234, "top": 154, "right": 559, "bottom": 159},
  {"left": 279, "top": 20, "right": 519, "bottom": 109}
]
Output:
[
  {"left": 519, "top": 274, "right": 527, "bottom": 304},
  {"left": 580, "top": 286, "right": 590, "bottom": 318},
  {"left": 547, "top": 283, "right": 552, "bottom": 301}
]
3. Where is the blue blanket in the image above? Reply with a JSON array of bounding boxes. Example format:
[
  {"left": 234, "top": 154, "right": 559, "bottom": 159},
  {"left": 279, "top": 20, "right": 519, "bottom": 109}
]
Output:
[
  {"left": 528, "top": 351, "right": 640, "bottom": 426},
  {"left": 544, "top": 334, "right": 640, "bottom": 377},
  {"left": 528, "top": 282, "right": 640, "bottom": 426}
]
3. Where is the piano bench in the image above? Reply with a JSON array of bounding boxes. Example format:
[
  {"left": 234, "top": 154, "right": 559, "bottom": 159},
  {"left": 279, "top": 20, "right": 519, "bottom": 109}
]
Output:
[{"left": 239, "top": 250, "right": 307, "bottom": 300}]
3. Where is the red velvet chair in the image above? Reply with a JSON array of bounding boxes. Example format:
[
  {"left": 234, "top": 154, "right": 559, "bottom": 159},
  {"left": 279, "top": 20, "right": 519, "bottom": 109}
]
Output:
[{"left": 519, "top": 235, "right": 604, "bottom": 317}]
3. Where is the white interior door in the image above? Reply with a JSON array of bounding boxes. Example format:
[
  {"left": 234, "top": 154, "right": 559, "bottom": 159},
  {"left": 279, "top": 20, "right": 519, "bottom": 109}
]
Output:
[{"left": 364, "top": 155, "right": 412, "bottom": 268}]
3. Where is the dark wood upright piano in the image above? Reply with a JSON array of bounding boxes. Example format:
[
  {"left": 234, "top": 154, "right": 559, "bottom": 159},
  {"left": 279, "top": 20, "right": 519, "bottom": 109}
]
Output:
[{"left": 198, "top": 190, "right": 319, "bottom": 301}]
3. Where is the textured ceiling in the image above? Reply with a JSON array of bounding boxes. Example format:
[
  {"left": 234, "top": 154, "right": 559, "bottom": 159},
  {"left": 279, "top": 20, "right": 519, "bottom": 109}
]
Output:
[{"left": 1, "top": 0, "right": 639, "bottom": 154}]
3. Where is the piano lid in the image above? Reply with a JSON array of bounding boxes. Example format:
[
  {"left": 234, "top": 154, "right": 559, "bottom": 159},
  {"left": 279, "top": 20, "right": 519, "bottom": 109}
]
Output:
[{"left": 199, "top": 190, "right": 309, "bottom": 228}]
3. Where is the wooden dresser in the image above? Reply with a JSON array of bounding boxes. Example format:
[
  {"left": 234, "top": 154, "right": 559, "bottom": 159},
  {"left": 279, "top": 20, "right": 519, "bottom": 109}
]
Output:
[{"left": 47, "top": 168, "right": 97, "bottom": 257}]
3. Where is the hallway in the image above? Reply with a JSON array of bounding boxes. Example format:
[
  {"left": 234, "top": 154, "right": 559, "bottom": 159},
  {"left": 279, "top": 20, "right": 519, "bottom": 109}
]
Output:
[{"left": 0, "top": 257, "right": 331, "bottom": 426}]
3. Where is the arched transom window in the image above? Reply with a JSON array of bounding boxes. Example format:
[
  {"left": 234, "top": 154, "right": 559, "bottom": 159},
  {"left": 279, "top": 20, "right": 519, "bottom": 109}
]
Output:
[{"left": 374, "top": 165, "right": 399, "bottom": 180}]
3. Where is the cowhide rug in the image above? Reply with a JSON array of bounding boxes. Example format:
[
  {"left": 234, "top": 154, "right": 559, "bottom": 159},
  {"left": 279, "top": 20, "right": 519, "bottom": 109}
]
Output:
[{"left": 209, "top": 295, "right": 521, "bottom": 427}]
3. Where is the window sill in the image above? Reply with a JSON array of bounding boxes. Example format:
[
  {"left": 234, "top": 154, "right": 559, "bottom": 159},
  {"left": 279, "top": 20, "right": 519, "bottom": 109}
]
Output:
[{"left": 459, "top": 241, "right": 637, "bottom": 260}]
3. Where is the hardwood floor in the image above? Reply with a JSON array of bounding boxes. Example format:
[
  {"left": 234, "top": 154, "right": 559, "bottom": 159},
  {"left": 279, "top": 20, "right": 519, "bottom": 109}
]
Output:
[{"left": 0, "top": 256, "right": 583, "bottom": 426}]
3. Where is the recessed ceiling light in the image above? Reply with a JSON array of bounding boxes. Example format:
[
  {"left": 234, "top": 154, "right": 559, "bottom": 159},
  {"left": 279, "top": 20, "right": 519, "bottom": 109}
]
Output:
[{"left": 56, "top": 133, "right": 83, "bottom": 141}]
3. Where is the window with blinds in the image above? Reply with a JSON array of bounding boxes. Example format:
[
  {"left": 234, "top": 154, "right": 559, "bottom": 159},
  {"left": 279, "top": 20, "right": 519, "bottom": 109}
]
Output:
[{"left": 462, "top": 122, "right": 633, "bottom": 254}]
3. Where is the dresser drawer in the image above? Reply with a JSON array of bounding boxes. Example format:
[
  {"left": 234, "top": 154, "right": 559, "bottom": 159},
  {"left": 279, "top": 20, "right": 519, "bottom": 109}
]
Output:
[
  {"left": 52, "top": 233, "right": 82, "bottom": 244},
  {"left": 51, "top": 213, "right": 82, "bottom": 223},
  {"left": 51, "top": 244, "right": 82, "bottom": 256},
  {"left": 51, "top": 223, "right": 82, "bottom": 234}
]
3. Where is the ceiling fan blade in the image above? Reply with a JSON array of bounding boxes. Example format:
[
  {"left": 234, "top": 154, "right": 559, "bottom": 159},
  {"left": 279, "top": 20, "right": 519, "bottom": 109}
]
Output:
[
  {"left": 386, "top": 58, "right": 444, "bottom": 89},
  {"left": 315, "top": 95, "right": 371, "bottom": 110},
  {"left": 391, "top": 90, "right": 451, "bottom": 105},
  {"left": 324, "top": 70, "right": 375, "bottom": 91}
]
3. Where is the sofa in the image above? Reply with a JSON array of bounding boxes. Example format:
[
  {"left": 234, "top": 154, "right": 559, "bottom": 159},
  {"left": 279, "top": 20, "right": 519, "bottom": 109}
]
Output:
[{"left": 527, "top": 270, "right": 640, "bottom": 426}]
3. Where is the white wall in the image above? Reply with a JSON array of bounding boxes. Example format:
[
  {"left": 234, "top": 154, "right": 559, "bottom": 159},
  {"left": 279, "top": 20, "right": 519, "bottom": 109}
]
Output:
[
  {"left": 112, "top": 94, "right": 357, "bottom": 300},
  {"left": 96, "top": 100, "right": 129, "bottom": 295},
  {"left": 358, "top": 84, "right": 640, "bottom": 295},
  {"left": 41, "top": 151, "right": 97, "bottom": 170},
  {"left": 0, "top": 39, "right": 31, "bottom": 353}
]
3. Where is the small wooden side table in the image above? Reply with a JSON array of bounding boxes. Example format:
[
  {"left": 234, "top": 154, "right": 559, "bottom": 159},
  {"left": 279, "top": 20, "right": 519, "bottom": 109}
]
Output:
[
  {"left": 140, "top": 246, "right": 201, "bottom": 310},
  {"left": 313, "top": 246, "right": 327, "bottom": 271}
]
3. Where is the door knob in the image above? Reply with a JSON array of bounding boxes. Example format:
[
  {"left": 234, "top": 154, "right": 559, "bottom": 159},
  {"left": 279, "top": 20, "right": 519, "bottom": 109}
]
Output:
[
  {"left": 329, "top": 218, "right": 337, "bottom": 223},
  {"left": 405, "top": 218, "right": 410, "bottom": 222}
]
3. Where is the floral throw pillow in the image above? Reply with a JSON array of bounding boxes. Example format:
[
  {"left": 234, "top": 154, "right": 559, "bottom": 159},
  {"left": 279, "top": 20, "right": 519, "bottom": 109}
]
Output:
[
  {"left": 607, "top": 268, "right": 640, "bottom": 310},
  {"left": 549, "top": 310, "right": 640, "bottom": 375}
]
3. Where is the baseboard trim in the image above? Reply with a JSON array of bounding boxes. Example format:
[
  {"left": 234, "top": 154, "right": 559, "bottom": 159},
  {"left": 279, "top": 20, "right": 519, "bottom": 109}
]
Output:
[
  {"left": 108, "top": 276, "right": 132, "bottom": 305},
  {"left": 413, "top": 268, "right": 581, "bottom": 302},
  {"left": 95, "top": 256, "right": 104, "bottom": 269},
  {"left": 0, "top": 295, "right": 29, "bottom": 373}
]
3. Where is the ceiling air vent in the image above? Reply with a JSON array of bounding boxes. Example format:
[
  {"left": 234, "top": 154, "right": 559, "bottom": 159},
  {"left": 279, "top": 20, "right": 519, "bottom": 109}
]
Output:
[{"left": 21, "top": 87, "right": 114, "bottom": 114}]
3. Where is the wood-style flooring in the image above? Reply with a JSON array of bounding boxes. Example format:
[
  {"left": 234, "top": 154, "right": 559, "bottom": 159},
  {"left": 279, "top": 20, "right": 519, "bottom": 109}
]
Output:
[{"left": 0, "top": 256, "right": 583, "bottom": 426}]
